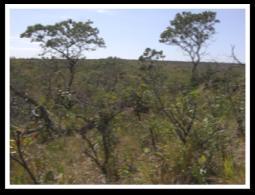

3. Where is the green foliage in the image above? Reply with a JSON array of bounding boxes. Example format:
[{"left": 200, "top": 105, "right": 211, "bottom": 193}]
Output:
[
  {"left": 160, "top": 11, "right": 220, "bottom": 82},
  {"left": 224, "top": 157, "right": 234, "bottom": 178},
  {"left": 10, "top": 14, "right": 244, "bottom": 185},
  {"left": 139, "top": 48, "right": 165, "bottom": 61},
  {"left": 20, "top": 19, "right": 105, "bottom": 59},
  {"left": 10, "top": 58, "right": 245, "bottom": 184},
  {"left": 160, "top": 11, "right": 219, "bottom": 46}
]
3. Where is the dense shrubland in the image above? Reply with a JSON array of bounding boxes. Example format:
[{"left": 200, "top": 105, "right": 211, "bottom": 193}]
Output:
[
  {"left": 10, "top": 58, "right": 245, "bottom": 184},
  {"left": 10, "top": 12, "right": 245, "bottom": 184}
]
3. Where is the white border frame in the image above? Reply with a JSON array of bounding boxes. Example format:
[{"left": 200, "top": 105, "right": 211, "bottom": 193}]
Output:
[{"left": 5, "top": 4, "right": 250, "bottom": 189}]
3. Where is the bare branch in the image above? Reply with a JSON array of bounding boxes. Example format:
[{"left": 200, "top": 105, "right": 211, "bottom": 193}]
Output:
[
  {"left": 231, "top": 45, "right": 243, "bottom": 65},
  {"left": 11, "top": 131, "right": 39, "bottom": 184}
]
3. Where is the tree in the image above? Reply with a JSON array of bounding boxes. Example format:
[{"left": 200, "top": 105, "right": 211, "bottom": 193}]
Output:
[
  {"left": 79, "top": 110, "right": 121, "bottom": 183},
  {"left": 139, "top": 48, "right": 165, "bottom": 62},
  {"left": 77, "top": 84, "right": 126, "bottom": 183},
  {"left": 225, "top": 46, "right": 245, "bottom": 136},
  {"left": 139, "top": 48, "right": 197, "bottom": 144},
  {"left": 20, "top": 19, "right": 105, "bottom": 91},
  {"left": 159, "top": 11, "right": 219, "bottom": 83}
]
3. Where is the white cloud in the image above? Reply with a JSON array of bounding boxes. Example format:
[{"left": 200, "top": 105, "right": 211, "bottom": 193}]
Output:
[
  {"left": 96, "top": 9, "right": 109, "bottom": 13},
  {"left": 95, "top": 9, "right": 114, "bottom": 15}
]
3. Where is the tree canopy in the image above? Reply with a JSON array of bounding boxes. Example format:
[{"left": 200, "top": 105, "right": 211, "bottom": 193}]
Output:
[
  {"left": 139, "top": 48, "right": 165, "bottom": 62},
  {"left": 20, "top": 19, "right": 105, "bottom": 59},
  {"left": 159, "top": 11, "right": 220, "bottom": 78}
]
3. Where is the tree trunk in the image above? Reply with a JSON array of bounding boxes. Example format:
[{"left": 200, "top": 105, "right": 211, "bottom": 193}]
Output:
[
  {"left": 67, "top": 61, "right": 76, "bottom": 91},
  {"left": 101, "top": 127, "right": 119, "bottom": 183},
  {"left": 149, "top": 127, "right": 157, "bottom": 151},
  {"left": 191, "top": 62, "right": 199, "bottom": 85}
]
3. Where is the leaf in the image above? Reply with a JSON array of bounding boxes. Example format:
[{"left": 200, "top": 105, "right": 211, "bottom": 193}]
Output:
[
  {"left": 38, "top": 95, "right": 46, "bottom": 104},
  {"left": 198, "top": 155, "right": 207, "bottom": 165},
  {"left": 224, "top": 158, "right": 234, "bottom": 178},
  {"left": 143, "top": 147, "right": 150, "bottom": 153}
]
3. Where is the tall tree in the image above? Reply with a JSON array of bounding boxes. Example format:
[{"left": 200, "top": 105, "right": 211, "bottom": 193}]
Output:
[
  {"left": 20, "top": 19, "right": 105, "bottom": 91},
  {"left": 159, "top": 11, "right": 219, "bottom": 83}
]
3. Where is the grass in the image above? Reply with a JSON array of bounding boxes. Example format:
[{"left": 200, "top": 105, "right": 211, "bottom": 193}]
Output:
[{"left": 10, "top": 58, "right": 245, "bottom": 184}]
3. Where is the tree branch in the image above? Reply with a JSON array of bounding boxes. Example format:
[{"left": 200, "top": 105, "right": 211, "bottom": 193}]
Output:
[
  {"left": 11, "top": 131, "right": 39, "bottom": 184},
  {"left": 10, "top": 85, "right": 63, "bottom": 137}
]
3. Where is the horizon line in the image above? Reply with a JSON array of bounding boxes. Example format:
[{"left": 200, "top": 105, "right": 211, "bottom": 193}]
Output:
[{"left": 10, "top": 57, "right": 244, "bottom": 64}]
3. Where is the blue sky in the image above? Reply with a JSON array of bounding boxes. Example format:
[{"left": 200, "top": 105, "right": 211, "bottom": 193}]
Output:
[{"left": 10, "top": 9, "right": 245, "bottom": 62}]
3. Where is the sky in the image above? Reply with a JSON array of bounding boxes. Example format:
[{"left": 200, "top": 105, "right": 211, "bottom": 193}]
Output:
[{"left": 9, "top": 8, "right": 246, "bottom": 62}]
